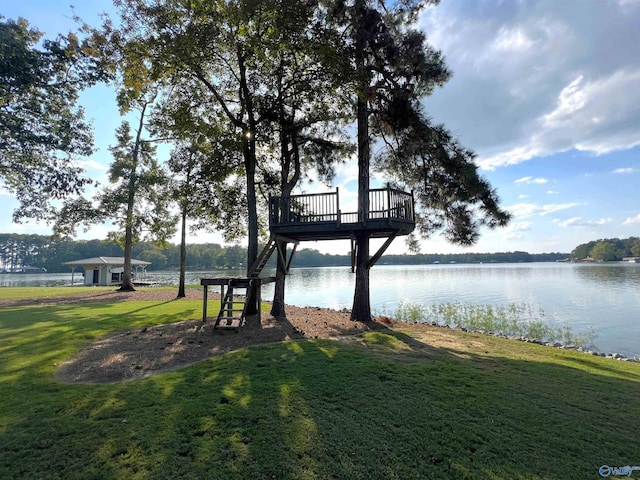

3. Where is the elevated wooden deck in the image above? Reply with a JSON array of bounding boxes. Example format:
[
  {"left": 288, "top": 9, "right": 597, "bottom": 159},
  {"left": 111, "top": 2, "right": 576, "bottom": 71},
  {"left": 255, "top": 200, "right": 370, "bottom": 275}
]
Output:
[{"left": 268, "top": 187, "right": 415, "bottom": 241}]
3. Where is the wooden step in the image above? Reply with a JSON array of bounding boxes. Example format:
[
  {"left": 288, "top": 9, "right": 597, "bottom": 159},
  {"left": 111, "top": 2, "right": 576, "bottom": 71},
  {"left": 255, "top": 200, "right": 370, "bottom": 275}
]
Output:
[
  {"left": 216, "top": 321, "right": 241, "bottom": 329},
  {"left": 215, "top": 282, "right": 253, "bottom": 329}
]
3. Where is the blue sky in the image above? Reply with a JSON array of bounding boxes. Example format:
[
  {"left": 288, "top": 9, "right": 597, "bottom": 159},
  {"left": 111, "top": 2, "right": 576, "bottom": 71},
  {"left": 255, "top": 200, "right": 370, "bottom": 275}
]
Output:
[{"left": 2, "top": 0, "right": 640, "bottom": 256}]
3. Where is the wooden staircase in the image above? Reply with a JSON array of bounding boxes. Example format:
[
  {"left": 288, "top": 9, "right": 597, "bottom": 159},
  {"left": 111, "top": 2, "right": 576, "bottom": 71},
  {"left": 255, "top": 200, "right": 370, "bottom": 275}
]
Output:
[
  {"left": 215, "top": 279, "right": 253, "bottom": 329},
  {"left": 248, "top": 235, "right": 277, "bottom": 278},
  {"left": 248, "top": 234, "right": 299, "bottom": 278}
]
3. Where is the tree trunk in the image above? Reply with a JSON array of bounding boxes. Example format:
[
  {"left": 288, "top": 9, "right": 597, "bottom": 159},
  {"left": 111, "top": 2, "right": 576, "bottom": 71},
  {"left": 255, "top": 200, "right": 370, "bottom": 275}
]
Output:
[
  {"left": 177, "top": 207, "right": 187, "bottom": 298},
  {"left": 118, "top": 176, "right": 137, "bottom": 292},
  {"left": 118, "top": 101, "right": 148, "bottom": 293},
  {"left": 351, "top": 233, "right": 371, "bottom": 321},
  {"left": 270, "top": 239, "right": 287, "bottom": 317},
  {"left": 244, "top": 134, "right": 260, "bottom": 315},
  {"left": 245, "top": 145, "right": 258, "bottom": 272},
  {"left": 350, "top": 0, "right": 372, "bottom": 321},
  {"left": 238, "top": 48, "right": 259, "bottom": 274},
  {"left": 119, "top": 221, "right": 136, "bottom": 292},
  {"left": 350, "top": 114, "right": 371, "bottom": 320},
  {"left": 270, "top": 98, "right": 301, "bottom": 319},
  {"left": 239, "top": 47, "right": 260, "bottom": 315}
]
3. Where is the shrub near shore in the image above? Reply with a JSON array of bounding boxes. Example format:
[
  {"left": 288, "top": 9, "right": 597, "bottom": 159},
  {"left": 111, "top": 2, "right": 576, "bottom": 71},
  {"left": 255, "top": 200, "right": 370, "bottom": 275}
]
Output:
[
  {"left": 393, "top": 301, "right": 609, "bottom": 353},
  {"left": 1, "top": 287, "right": 639, "bottom": 479}
]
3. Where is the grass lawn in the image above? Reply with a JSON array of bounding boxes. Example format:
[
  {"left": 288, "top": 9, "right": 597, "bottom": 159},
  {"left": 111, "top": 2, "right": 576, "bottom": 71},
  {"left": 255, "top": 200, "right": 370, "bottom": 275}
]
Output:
[{"left": 1, "top": 287, "right": 639, "bottom": 479}]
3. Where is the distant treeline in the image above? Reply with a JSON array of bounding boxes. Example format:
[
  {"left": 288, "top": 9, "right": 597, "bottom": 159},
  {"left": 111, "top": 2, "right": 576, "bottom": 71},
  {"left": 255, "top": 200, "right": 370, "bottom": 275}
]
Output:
[
  {"left": 0, "top": 233, "right": 569, "bottom": 273},
  {"left": 571, "top": 237, "right": 640, "bottom": 261}
]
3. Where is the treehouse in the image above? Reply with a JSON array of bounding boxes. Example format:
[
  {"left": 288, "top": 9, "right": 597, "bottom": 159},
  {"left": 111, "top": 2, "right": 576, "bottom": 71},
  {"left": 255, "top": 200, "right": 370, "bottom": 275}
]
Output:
[{"left": 201, "top": 185, "right": 415, "bottom": 329}]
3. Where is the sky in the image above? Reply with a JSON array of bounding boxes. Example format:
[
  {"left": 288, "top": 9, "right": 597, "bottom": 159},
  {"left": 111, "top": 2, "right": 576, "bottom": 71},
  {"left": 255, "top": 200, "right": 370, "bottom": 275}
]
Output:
[{"left": 2, "top": 0, "right": 640, "bottom": 256}]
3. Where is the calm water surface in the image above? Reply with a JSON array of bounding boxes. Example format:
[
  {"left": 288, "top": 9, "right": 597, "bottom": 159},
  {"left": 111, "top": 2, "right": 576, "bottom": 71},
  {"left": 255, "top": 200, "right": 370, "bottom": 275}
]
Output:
[
  {"left": 264, "top": 263, "right": 640, "bottom": 358},
  {"left": 3, "top": 263, "right": 639, "bottom": 357}
]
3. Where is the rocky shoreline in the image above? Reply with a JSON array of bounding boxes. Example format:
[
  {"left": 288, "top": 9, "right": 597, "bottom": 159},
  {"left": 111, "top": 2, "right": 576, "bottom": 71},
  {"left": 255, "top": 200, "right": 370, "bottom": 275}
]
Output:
[{"left": 423, "top": 321, "right": 640, "bottom": 363}]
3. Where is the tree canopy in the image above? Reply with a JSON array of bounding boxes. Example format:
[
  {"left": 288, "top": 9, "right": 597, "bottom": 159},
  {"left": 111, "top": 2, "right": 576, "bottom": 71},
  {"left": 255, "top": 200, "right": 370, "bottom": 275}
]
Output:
[
  {"left": 97, "top": 0, "right": 359, "bottom": 307},
  {"left": 572, "top": 237, "right": 640, "bottom": 261},
  {"left": 0, "top": 232, "right": 568, "bottom": 274},
  {"left": 4, "top": 3, "right": 512, "bottom": 318},
  {"left": 0, "top": 16, "right": 109, "bottom": 223}
]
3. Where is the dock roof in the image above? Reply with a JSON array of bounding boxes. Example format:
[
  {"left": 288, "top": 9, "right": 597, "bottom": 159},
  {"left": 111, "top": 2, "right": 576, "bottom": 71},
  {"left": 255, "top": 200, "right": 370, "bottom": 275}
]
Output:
[{"left": 62, "top": 257, "right": 151, "bottom": 266}]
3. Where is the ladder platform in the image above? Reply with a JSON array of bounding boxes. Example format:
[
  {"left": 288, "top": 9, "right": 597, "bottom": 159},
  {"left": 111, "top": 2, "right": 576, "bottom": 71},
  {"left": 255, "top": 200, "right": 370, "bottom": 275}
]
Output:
[{"left": 200, "top": 276, "right": 276, "bottom": 328}]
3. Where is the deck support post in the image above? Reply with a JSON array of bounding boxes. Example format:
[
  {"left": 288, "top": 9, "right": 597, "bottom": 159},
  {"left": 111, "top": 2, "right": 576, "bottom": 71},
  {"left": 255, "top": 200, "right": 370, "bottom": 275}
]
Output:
[
  {"left": 202, "top": 284, "right": 208, "bottom": 323},
  {"left": 367, "top": 232, "right": 399, "bottom": 269},
  {"left": 350, "top": 238, "right": 357, "bottom": 273},
  {"left": 285, "top": 243, "right": 298, "bottom": 273}
]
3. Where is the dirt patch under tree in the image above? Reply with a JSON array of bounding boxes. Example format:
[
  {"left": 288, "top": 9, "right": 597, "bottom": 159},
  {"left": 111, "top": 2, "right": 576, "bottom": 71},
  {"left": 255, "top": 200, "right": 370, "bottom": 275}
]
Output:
[{"left": 5, "top": 288, "right": 391, "bottom": 384}]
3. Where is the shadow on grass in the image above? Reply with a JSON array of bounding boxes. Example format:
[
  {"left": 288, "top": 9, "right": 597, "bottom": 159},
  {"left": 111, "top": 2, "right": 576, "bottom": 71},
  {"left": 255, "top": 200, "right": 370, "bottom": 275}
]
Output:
[
  {"left": 1, "top": 302, "right": 640, "bottom": 479},
  {"left": 0, "top": 299, "right": 202, "bottom": 385}
]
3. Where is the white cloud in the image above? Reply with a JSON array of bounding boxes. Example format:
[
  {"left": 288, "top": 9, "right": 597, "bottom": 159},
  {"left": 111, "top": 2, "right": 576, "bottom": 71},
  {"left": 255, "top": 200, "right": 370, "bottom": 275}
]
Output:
[
  {"left": 478, "top": 69, "right": 640, "bottom": 169},
  {"left": 335, "top": 160, "right": 359, "bottom": 186},
  {"left": 508, "top": 202, "right": 580, "bottom": 218},
  {"left": 492, "top": 26, "right": 535, "bottom": 52},
  {"left": 515, "top": 176, "right": 548, "bottom": 184},
  {"left": 542, "top": 75, "right": 587, "bottom": 127},
  {"left": 623, "top": 214, "right": 640, "bottom": 225},
  {"left": 76, "top": 159, "right": 109, "bottom": 172},
  {"left": 502, "top": 221, "right": 534, "bottom": 240},
  {"left": 546, "top": 190, "right": 559, "bottom": 195},
  {"left": 555, "top": 217, "right": 613, "bottom": 227},
  {"left": 478, "top": 145, "right": 542, "bottom": 170},
  {"left": 420, "top": 2, "right": 640, "bottom": 171},
  {"left": 612, "top": 167, "right": 635, "bottom": 174}
]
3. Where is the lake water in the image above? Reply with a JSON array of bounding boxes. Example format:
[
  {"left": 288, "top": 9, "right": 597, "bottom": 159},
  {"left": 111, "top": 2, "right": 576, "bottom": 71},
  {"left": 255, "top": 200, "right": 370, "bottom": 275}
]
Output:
[{"left": 2, "top": 263, "right": 639, "bottom": 358}]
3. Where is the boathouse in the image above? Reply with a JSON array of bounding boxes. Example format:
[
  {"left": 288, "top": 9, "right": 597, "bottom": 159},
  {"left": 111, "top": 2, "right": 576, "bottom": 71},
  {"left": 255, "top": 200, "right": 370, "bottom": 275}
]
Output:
[{"left": 62, "top": 257, "right": 151, "bottom": 286}]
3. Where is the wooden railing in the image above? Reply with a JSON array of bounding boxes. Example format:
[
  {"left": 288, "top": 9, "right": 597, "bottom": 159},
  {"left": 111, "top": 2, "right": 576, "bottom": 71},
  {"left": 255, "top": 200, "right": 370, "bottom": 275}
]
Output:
[
  {"left": 369, "top": 186, "right": 415, "bottom": 222},
  {"left": 269, "top": 186, "right": 414, "bottom": 227}
]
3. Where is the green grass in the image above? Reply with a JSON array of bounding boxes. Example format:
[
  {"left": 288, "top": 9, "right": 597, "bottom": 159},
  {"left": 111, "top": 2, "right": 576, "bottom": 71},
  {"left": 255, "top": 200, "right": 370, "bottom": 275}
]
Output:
[
  {"left": 0, "top": 285, "right": 117, "bottom": 301},
  {"left": 1, "top": 288, "right": 640, "bottom": 479}
]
